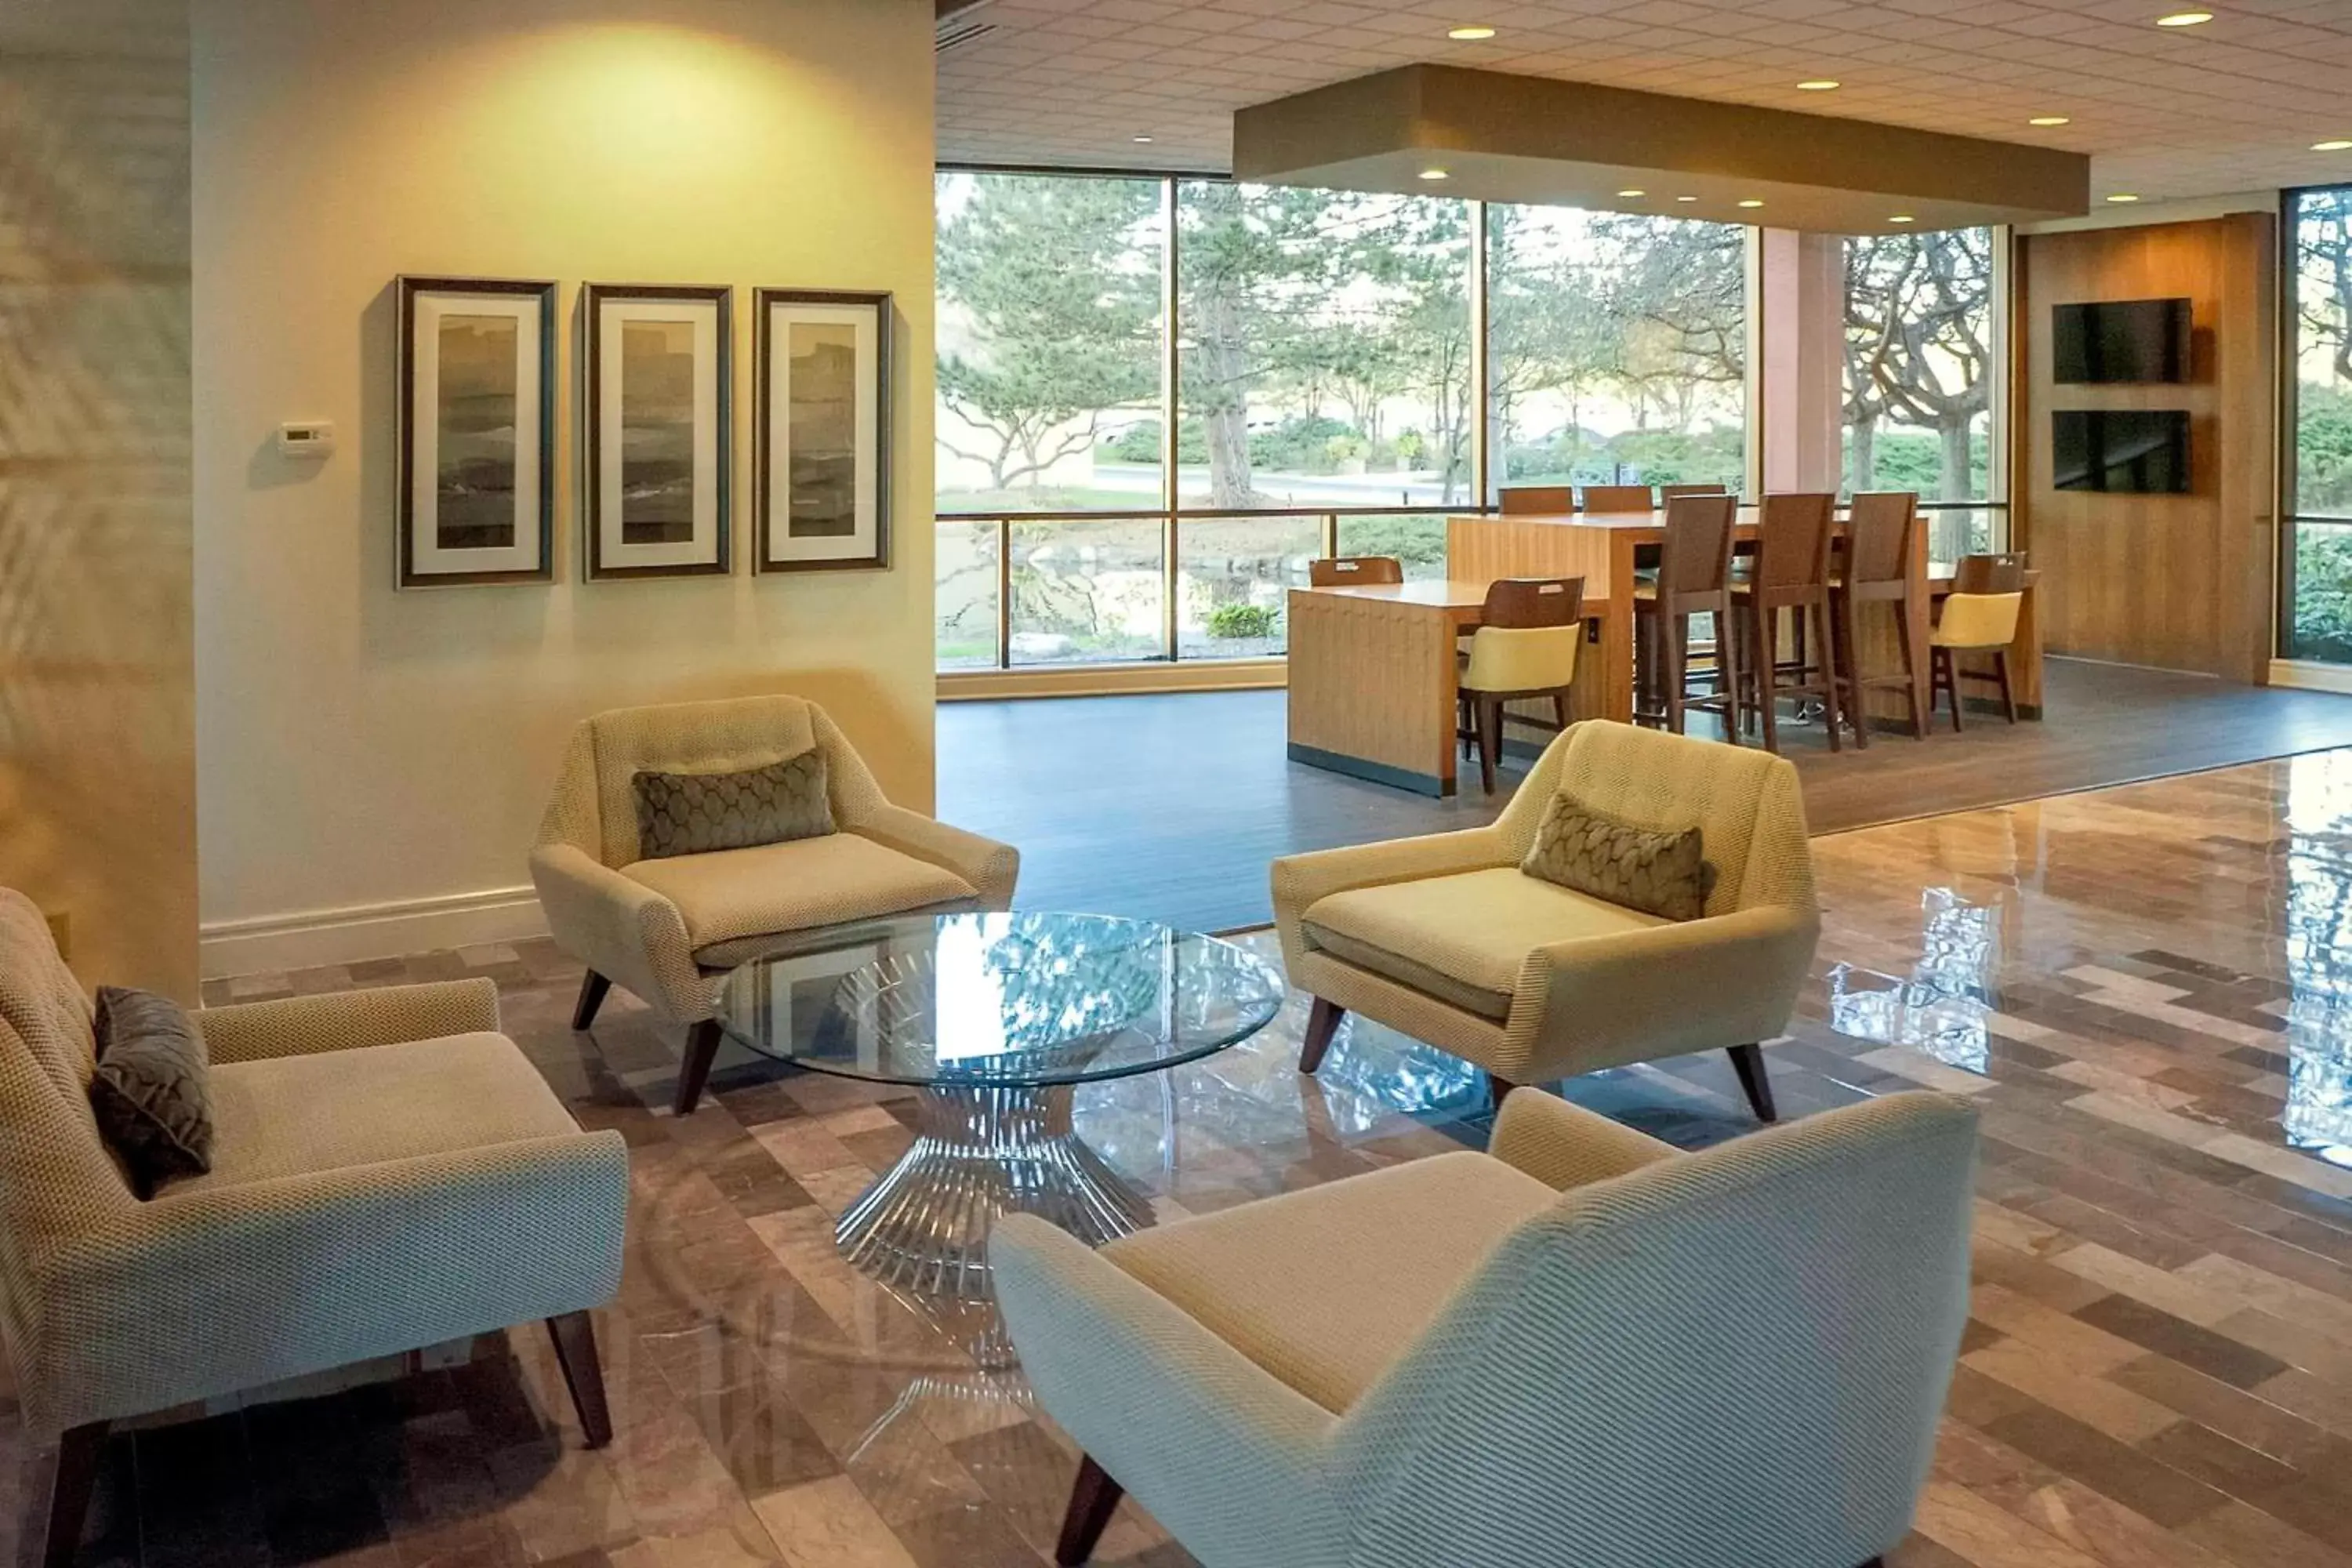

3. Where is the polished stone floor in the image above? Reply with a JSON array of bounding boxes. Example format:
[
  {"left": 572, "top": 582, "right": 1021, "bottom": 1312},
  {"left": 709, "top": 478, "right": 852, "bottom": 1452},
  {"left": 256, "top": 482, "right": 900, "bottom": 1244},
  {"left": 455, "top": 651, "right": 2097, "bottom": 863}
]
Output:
[{"left": 17, "top": 752, "right": 2352, "bottom": 1567}]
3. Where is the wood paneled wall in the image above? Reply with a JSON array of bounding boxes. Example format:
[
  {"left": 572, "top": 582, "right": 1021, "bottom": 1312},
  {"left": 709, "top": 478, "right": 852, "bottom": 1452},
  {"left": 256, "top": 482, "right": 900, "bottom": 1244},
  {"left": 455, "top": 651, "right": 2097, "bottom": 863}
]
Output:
[
  {"left": 2012, "top": 213, "right": 2277, "bottom": 683},
  {"left": 0, "top": 13, "right": 195, "bottom": 995}
]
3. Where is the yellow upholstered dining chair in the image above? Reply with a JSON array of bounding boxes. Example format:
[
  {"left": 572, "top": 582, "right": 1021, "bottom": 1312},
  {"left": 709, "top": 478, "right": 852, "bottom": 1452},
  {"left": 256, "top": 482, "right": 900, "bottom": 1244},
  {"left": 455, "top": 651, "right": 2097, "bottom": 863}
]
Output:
[
  {"left": 1929, "top": 554, "right": 2027, "bottom": 729},
  {"left": 1274, "top": 720, "right": 1818, "bottom": 1114},
  {"left": 995, "top": 1087, "right": 1979, "bottom": 1568},
  {"left": 1457, "top": 576, "right": 1584, "bottom": 796},
  {"left": 531, "top": 694, "right": 1018, "bottom": 1112}
]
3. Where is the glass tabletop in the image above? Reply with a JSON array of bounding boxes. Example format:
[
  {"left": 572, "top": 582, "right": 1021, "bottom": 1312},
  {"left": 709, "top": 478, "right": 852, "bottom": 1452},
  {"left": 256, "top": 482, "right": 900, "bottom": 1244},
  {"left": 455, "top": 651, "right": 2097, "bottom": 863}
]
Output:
[{"left": 711, "top": 912, "right": 1286, "bottom": 1088}]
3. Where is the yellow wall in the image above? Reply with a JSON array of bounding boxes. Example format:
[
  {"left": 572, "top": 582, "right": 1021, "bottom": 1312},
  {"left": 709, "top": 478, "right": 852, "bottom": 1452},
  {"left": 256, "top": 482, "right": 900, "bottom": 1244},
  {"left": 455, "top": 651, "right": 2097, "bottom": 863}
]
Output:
[
  {"left": 0, "top": 2, "right": 197, "bottom": 996},
  {"left": 191, "top": 0, "right": 938, "bottom": 973}
]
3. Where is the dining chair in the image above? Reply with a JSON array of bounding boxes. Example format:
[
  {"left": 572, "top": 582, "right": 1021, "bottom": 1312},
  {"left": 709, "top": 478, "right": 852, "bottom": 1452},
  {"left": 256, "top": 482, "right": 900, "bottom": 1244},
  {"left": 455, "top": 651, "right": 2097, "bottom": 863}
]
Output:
[
  {"left": 1732, "top": 492, "right": 1842, "bottom": 755},
  {"left": 1498, "top": 485, "right": 1574, "bottom": 515},
  {"left": 1931, "top": 554, "right": 2029, "bottom": 730},
  {"left": 1580, "top": 484, "right": 1656, "bottom": 514},
  {"left": 1658, "top": 482, "right": 1728, "bottom": 501},
  {"left": 1633, "top": 492, "right": 1740, "bottom": 740},
  {"left": 1455, "top": 577, "right": 1585, "bottom": 795},
  {"left": 1308, "top": 555, "right": 1403, "bottom": 587},
  {"left": 1831, "top": 491, "right": 1926, "bottom": 744}
]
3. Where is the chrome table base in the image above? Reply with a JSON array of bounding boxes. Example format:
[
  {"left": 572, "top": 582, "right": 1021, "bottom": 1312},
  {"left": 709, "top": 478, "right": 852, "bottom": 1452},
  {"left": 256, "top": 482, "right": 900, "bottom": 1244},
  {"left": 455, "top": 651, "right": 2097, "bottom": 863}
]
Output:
[{"left": 834, "top": 1082, "right": 1155, "bottom": 1309}]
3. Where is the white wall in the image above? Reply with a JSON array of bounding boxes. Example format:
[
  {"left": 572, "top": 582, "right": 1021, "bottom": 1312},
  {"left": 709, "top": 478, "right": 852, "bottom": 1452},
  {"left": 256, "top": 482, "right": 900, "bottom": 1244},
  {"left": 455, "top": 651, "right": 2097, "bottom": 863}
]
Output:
[{"left": 191, "top": 0, "right": 937, "bottom": 974}]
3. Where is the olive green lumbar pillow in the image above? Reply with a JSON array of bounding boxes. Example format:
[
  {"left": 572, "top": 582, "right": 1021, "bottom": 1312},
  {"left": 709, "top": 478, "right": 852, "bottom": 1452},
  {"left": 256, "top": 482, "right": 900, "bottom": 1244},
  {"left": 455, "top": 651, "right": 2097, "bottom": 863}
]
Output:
[
  {"left": 633, "top": 747, "right": 835, "bottom": 860},
  {"left": 1521, "top": 797, "right": 1712, "bottom": 921},
  {"left": 90, "top": 985, "right": 213, "bottom": 1196}
]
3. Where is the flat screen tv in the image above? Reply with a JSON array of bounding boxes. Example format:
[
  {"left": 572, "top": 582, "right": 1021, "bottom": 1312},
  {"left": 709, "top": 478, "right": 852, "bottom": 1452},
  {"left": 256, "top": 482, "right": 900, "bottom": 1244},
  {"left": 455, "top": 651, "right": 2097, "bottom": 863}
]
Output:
[
  {"left": 2053, "top": 298, "right": 2191, "bottom": 383},
  {"left": 2052, "top": 409, "right": 2190, "bottom": 494}
]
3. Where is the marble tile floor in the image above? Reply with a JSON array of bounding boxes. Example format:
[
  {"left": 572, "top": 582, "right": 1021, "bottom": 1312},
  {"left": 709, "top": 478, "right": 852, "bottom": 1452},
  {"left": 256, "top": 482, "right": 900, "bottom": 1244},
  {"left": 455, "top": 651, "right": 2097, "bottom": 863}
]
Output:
[{"left": 16, "top": 751, "right": 2352, "bottom": 1567}]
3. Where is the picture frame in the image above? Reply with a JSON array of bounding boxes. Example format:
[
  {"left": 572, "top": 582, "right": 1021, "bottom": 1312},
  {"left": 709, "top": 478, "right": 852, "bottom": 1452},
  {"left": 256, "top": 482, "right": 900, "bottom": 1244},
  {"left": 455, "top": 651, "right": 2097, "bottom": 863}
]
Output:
[
  {"left": 754, "top": 289, "right": 892, "bottom": 572},
  {"left": 583, "top": 283, "right": 733, "bottom": 580},
  {"left": 397, "top": 276, "right": 557, "bottom": 587}
]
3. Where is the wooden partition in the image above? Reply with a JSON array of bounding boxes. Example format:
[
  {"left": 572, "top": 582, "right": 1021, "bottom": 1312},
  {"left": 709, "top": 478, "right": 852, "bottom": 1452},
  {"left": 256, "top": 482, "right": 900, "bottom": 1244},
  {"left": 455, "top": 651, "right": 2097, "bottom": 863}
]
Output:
[{"left": 2012, "top": 212, "right": 2277, "bottom": 683}]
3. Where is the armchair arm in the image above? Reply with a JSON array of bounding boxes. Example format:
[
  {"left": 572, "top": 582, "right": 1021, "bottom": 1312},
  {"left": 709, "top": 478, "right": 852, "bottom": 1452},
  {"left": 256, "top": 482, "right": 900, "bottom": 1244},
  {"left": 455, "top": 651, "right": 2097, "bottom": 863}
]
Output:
[
  {"left": 529, "top": 844, "right": 710, "bottom": 1024},
  {"left": 991, "top": 1216, "right": 1347, "bottom": 1568},
  {"left": 1508, "top": 903, "right": 1820, "bottom": 1074},
  {"left": 848, "top": 803, "right": 1018, "bottom": 910},
  {"left": 1490, "top": 1089, "right": 1679, "bottom": 1190},
  {"left": 197, "top": 979, "right": 500, "bottom": 1065}
]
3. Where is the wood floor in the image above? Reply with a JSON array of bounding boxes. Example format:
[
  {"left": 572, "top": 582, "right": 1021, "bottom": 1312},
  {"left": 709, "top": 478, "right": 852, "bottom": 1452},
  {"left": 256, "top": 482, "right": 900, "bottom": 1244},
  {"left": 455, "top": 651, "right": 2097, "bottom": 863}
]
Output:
[
  {"left": 14, "top": 751, "right": 2350, "bottom": 1568},
  {"left": 939, "top": 658, "right": 2352, "bottom": 934}
]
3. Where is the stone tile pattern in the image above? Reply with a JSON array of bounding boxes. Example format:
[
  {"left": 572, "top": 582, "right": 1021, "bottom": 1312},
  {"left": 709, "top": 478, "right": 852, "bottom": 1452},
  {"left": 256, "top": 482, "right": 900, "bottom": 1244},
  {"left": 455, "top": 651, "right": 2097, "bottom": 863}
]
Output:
[{"left": 9, "top": 755, "right": 2352, "bottom": 1567}]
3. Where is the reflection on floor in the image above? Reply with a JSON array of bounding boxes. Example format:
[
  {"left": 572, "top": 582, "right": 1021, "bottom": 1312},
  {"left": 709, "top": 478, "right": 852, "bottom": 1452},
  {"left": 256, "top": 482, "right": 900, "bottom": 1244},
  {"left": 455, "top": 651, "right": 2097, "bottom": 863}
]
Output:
[
  {"left": 941, "top": 659, "right": 2352, "bottom": 933},
  {"left": 21, "top": 753, "right": 2352, "bottom": 1568}
]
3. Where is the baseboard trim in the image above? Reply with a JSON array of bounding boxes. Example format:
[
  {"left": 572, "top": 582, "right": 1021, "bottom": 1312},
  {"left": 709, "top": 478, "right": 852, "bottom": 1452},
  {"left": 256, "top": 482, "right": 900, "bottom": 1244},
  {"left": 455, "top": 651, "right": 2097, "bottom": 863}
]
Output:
[
  {"left": 2268, "top": 659, "right": 2352, "bottom": 695},
  {"left": 201, "top": 885, "right": 546, "bottom": 978}
]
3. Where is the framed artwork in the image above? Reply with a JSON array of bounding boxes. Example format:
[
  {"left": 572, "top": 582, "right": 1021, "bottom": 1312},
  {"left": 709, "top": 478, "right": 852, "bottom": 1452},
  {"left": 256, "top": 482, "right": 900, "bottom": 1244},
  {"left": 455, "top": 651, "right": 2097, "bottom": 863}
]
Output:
[
  {"left": 583, "top": 284, "right": 733, "bottom": 580},
  {"left": 754, "top": 289, "right": 891, "bottom": 572},
  {"left": 397, "top": 277, "right": 556, "bottom": 587}
]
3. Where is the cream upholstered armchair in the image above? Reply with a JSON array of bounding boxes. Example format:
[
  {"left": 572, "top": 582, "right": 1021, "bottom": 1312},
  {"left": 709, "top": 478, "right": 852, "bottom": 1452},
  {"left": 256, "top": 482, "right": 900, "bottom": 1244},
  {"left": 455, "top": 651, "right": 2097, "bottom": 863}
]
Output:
[
  {"left": 0, "top": 891, "right": 627, "bottom": 1568},
  {"left": 996, "top": 1089, "right": 1979, "bottom": 1568},
  {"left": 1273, "top": 720, "right": 1818, "bottom": 1116},
  {"left": 531, "top": 694, "right": 1018, "bottom": 1113}
]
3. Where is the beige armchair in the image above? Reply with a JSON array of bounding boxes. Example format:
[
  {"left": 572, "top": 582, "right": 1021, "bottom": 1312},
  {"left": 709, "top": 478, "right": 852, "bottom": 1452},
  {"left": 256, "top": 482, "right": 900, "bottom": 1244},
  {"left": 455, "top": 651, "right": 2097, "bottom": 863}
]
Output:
[
  {"left": 995, "top": 1088, "right": 1979, "bottom": 1568},
  {"left": 1272, "top": 720, "right": 1818, "bottom": 1116},
  {"left": 0, "top": 891, "right": 627, "bottom": 1568},
  {"left": 531, "top": 694, "right": 1018, "bottom": 1113}
]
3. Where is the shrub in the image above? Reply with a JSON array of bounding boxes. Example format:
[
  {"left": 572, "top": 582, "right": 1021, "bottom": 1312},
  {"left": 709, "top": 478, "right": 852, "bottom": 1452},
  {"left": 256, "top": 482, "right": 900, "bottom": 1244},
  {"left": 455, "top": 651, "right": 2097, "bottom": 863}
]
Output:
[{"left": 1206, "top": 602, "right": 1279, "bottom": 640}]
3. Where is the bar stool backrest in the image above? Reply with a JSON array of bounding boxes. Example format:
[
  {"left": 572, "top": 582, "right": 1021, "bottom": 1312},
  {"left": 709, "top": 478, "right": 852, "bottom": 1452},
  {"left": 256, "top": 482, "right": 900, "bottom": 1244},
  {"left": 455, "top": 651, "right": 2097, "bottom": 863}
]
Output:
[
  {"left": 1309, "top": 555, "right": 1404, "bottom": 587},
  {"left": 1659, "top": 483, "right": 1729, "bottom": 501},
  {"left": 1499, "top": 486, "right": 1573, "bottom": 515},
  {"left": 1844, "top": 492, "right": 1918, "bottom": 589},
  {"left": 1955, "top": 554, "right": 2027, "bottom": 594},
  {"left": 1753, "top": 492, "right": 1836, "bottom": 593},
  {"left": 1480, "top": 576, "right": 1584, "bottom": 629},
  {"left": 1657, "top": 492, "right": 1738, "bottom": 603},
  {"left": 1581, "top": 485, "right": 1657, "bottom": 514}
]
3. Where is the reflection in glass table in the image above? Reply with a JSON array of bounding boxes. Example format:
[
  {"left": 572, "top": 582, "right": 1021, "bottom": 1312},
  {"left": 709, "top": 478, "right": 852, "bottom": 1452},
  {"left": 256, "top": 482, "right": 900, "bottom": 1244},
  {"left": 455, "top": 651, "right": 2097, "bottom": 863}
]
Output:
[{"left": 713, "top": 912, "right": 1284, "bottom": 1305}]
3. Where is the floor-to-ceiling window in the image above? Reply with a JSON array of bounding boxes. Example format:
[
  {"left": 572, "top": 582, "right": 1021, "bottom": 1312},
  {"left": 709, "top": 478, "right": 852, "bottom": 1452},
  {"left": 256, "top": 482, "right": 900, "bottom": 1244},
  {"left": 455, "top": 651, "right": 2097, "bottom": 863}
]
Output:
[
  {"left": 2285, "top": 185, "right": 2352, "bottom": 665},
  {"left": 1841, "top": 227, "right": 2005, "bottom": 562}
]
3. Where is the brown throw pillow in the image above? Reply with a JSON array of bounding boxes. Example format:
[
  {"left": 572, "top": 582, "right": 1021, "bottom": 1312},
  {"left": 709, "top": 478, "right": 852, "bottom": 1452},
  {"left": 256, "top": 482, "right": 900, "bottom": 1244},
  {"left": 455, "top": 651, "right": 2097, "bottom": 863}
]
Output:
[
  {"left": 1521, "top": 796, "right": 1711, "bottom": 921},
  {"left": 633, "top": 748, "right": 835, "bottom": 860},
  {"left": 90, "top": 985, "right": 213, "bottom": 1196}
]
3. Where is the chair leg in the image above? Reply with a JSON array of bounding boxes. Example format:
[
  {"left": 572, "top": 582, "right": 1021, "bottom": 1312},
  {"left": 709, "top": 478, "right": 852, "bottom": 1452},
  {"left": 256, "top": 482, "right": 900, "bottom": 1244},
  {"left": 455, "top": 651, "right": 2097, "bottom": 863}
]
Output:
[
  {"left": 1299, "top": 997, "right": 1344, "bottom": 1073},
  {"left": 1994, "top": 649, "right": 2018, "bottom": 724},
  {"left": 1553, "top": 691, "right": 1570, "bottom": 731},
  {"left": 1941, "top": 648, "right": 1964, "bottom": 733},
  {"left": 1813, "top": 602, "right": 1842, "bottom": 753},
  {"left": 1489, "top": 1073, "right": 1517, "bottom": 1110},
  {"left": 1755, "top": 607, "right": 1780, "bottom": 755},
  {"left": 1837, "top": 595, "right": 1869, "bottom": 751},
  {"left": 673, "top": 1018, "right": 723, "bottom": 1115},
  {"left": 546, "top": 1311, "right": 614, "bottom": 1448},
  {"left": 1476, "top": 696, "right": 1501, "bottom": 794},
  {"left": 1726, "top": 1044, "right": 1777, "bottom": 1122},
  {"left": 571, "top": 970, "right": 612, "bottom": 1031},
  {"left": 1893, "top": 601, "right": 1926, "bottom": 740},
  {"left": 1664, "top": 619, "right": 1687, "bottom": 735},
  {"left": 1056, "top": 1456, "right": 1124, "bottom": 1566},
  {"left": 27, "top": 1421, "right": 107, "bottom": 1568}
]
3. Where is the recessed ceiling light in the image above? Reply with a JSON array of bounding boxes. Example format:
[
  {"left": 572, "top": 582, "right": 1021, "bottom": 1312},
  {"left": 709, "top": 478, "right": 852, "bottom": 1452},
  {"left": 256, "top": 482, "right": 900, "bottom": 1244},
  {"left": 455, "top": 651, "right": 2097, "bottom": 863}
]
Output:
[
  {"left": 2028, "top": 115, "right": 2071, "bottom": 127},
  {"left": 1737, "top": 198, "right": 1765, "bottom": 208},
  {"left": 2315, "top": 140, "right": 2352, "bottom": 151},
  {"left": 1417, "top": 167, "right": 1450, "bottom": 181},
  {"left": 1675, "top": 194, "right": 1699, "bottom": 202},
  {"left": 1131, "top": 135, "right": 1153, "bottom": 143},
  {"left": 2154, "top": 9, "right": 2212, "bottom": 25},
  {"left": 1796, "top": 79, "right": 1840, "bottom": 91},
  {"left": 2106, "top": 193, "right": 2142, "bottom": 202},
  {"left": 1446, "top": 25, "right": 1496, "bottom": 39},
  {"left": 1889, "top": 214, "right": 1916, "bottom": 223},
  {"left": 1617, "top": 187, "right": 1646, "bottom": 197}
]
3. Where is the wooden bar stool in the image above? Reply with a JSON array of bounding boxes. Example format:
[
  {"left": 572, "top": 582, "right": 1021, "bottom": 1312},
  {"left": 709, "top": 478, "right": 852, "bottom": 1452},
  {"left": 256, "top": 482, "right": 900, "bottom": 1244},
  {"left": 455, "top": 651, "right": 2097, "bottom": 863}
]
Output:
[
  {"left": 1731, "top": 492, "right": 1842, "bottom": 755},
  {"left": 1830, "top": 491, "right": 1926, "bottom": 745},
  {"left": 1932, "top": 554, "right": 2029, "bottom": 730},
  {"left": 1498, "top": 487, "right": 1573, "bottom": 515},
  {"left": 1633, "top": 492, "right": 1740, "bottom": 741},
  {"left": 1309, "top": 555, "right": 1403, "bottom": 587},
  {"left": 1458, "top": 577, "right": 1586, "bottom": 794},
  {"left": 1581, "top": 484, "right": 1656, "bottom": 514}
]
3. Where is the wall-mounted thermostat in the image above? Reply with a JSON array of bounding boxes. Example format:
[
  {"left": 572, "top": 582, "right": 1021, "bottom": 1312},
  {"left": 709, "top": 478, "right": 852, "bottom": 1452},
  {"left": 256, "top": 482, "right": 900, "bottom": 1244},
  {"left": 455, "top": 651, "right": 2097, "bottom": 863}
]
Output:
[{"left": 278, "top": 421, "right": 336, "bottom": 459}]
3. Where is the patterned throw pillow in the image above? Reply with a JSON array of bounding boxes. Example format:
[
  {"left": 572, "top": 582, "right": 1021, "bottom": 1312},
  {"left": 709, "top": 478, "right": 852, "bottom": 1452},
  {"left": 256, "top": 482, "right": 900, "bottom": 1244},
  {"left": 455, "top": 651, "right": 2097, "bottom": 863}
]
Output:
[
  {"left": 632, "top": 748, "right": 835, "bottom": 860},
  {"left": 90, "top": 985, "right": 213, "bottom": 1196},
  {"left": 1520, "top": 795, "right": 1712, "bottom": 921}
]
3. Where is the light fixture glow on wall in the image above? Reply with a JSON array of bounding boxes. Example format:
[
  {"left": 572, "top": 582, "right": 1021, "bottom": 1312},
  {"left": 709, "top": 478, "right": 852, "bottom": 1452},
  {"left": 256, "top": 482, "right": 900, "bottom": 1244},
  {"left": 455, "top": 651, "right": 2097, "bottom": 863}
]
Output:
[
  {"left": 2028, "top": 115, "right": 2071, "bottom": 126},
  {"left": 1795, "top": 79, "right": 1839, "bottom": 90},
  {"left": 1446, "top": 25, "right": 1496, "bottom": 39},
  {"left": 2154, "top": 10, "right": 2212, "bottom": 25}
]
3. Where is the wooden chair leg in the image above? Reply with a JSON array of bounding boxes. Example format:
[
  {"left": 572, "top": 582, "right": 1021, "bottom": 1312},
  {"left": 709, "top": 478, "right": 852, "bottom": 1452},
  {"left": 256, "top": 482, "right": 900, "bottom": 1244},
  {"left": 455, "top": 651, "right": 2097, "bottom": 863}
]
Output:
[
  {"left": 1299, "top": 997, "right": 1344, "bottom": 1073},
  {"left": 1664, "top": 619, "right": 1687, "bottom": 735},
  {"left": 572, "top": 970, "right": 612, "bottom": 1031},
  {"left": 1813, "top": 602, "right": 1842, "bottom": 754},
  {"left": 1489, "top": 1073, "right": 1517, "bottom": 1110},
  {"left": 1894, "top": 601, "right": 1926, "bottom": 740},
  {"left": 1994, "top": 649, "right": 2018, "bottom": 723},
  {"left": 1056, "top": 1456, "right": 1124, "bottom": 1566},
  {"left": 1755, "top": 607, "right": 1780, "bottom": 755},
  {"left": 546, "top": 1311, "right": 614, "bottom": 1448},
  {"left": 1726, "top": 1044, "right": 1778, "bottom": 1123},
  {"left": 1939, "top": 648, "right": 1963, "bottom": 733},
  {"left": 1837, "top": 595, "right": 1869, "bottom": 751},
  {"left": 1553, "top": 690, "right": 1570, "bottom": 731},
  {"left": 673, "top": 1018, "right": 723, "bottom": 1115},
  {"left": 1476, "top": 696, "right": 1501, "bottom": 795},
  {"left": 28, "top": 1421, "right": 108, "bottom": 1568},
  {"left": 1714, "top": 607, "right": 1740, "bottom": 746}
]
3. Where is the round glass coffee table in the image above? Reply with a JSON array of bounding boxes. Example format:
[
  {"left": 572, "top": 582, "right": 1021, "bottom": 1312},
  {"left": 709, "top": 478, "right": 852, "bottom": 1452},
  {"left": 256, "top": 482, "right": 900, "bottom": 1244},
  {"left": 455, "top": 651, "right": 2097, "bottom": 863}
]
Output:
[{"left": 713, "top": 911, "right": 1284, "bottom": 1303}]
